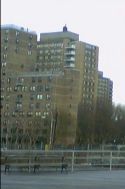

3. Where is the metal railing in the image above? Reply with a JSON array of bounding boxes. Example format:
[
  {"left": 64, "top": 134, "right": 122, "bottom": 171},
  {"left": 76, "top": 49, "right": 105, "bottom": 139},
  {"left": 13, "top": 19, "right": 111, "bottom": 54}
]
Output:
[{"left": 1, "top": 150, "right": 125, "bottom": 173}]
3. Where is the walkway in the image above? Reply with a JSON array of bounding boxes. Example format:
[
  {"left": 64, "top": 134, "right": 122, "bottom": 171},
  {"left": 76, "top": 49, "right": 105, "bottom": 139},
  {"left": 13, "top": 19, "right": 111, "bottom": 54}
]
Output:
[{"left": 1, "top": 170, "right": 125, "bottom": 189}]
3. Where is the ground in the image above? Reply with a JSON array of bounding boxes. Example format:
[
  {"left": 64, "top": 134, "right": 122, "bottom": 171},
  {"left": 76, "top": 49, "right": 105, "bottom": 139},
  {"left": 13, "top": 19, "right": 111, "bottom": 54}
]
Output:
[{"left": 1, "top": 170, "right": 125, "bottom": 189}]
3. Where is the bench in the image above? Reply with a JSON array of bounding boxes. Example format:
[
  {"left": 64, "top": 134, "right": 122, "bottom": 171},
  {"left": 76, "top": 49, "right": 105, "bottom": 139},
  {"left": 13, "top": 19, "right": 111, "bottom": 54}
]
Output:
[
  {"left": 4, "top": 163, "right": 36, "bottom": 173},
  {"left": 4, "top": 162, "right": 68, "bottom": 173}
]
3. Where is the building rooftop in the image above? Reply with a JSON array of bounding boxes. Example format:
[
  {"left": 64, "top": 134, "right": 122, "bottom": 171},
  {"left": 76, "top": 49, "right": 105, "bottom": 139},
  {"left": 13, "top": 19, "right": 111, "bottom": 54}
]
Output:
[
  {"left": 1, "top": 24, "right": 37, "bottom": 35},
  {"left": 40, "top": 26, "right": 79, "bottom": 42}
]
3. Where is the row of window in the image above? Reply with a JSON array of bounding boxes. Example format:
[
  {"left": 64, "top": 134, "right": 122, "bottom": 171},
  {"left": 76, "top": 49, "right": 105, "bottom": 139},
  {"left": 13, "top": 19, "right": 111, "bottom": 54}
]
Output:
[
  {"left": 39, "top": 49, "right": 62, "bottom": 54},
  {"left": 40, "top": 67, "right": 61, "bottom": 72},
  {"left": 83, "top": 92, "right": 94, "bottom": 97},
  {"left": 15, "top": 49, "right": 33, "bottom": 55},
  {"left": 83, "top": 87, "right": 94, "bottom": 93},
  {"left": 1, "top": 93, "right": 51, "bottom": 101},
  {"left": 2, "top": 119, "right": 43, "bottom": 127},
  {"left": 3, "top": 43, "right": 34, "bottom": 52},
  {"left": 84, "top": 69, "right": 96, "bottom": 74},
  {"left": 1, "top": 76, "right": 52, "bottom": 84},
  {"left": 84, "top": 56, "right": 96, "bottom": 63},
  {"left": 2, "top": 50, "right": 32, "bottom": 58},
  {"left": 85, "top": 49, "right": 96, "bottom": 56},
  {"left": 3, "top": 111, "right": 49, "bottom": 117},
  {"left": 3, "top": 30, "right": 33, "bottom": 39},
  {"left": 85, "top": 44, "right": 96, "bottom": 50},
  {"left": 38, "top": 43, "right": 63, "bottom": 48},
  {"left": 83, "top": 80, "right": 95, "bottom": 86},
  {"left": 1, "top": 86, "right": 51, "bottom": 92},
  {"left": 66, "top": 44, "right": 76, "bottom": 49},
  {"left": 83, "top": 74, "right": 95, "bottom": 79},
  {"left": 38, "top": 55, "right": 62, "bottom": 61},
  {"left": 1, "top": 101, "right": 51, "bottom": 109}
]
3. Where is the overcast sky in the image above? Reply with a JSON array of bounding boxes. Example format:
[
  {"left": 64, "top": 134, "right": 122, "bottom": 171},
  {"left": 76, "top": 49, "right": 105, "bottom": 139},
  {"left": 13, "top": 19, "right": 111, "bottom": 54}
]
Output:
[{"left": 1, "top": 0, "right": 125, "bottom": 105}]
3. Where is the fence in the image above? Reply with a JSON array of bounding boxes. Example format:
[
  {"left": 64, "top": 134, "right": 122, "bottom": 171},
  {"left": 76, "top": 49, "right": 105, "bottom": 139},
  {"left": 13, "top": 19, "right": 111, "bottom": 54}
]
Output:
[{"left": 1, "top": 150, "right": 125, "bottom": 173}]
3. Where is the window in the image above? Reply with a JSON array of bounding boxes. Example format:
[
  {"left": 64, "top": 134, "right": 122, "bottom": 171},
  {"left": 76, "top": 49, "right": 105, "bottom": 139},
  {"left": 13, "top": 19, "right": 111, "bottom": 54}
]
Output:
[
  {"left": 43, "top": 111, "right": 49, "bottom": 116},
  {"left": 35, "top": 112, "right": 41, "bottom": 116},
  {"left": 29, "top": 103, "right": 34, "bottom": 109},
  {"left": 16, "top": 103, "right": 22, "bottom": 109},
  {"left": 16, "top": 39, "right": 19, "bottom": 44},
  {"left": 28, "top": 43, "right": 32, "bottom": 49},
  {"left": 37, "top": 94, "right": 43, "bottom": 100},
  {"left": 4, "top": 46, "right": 8, "bottom": 51},
  {"left": 2, "top": 72, "right": 6, "bottom": 76},
  {"left": 14, "top": 86, "right": 19, "bottom": 92},
  {"left": 86, "top": 44, "right": 92, "bottom": 49},
  {"left": 12, "top": 112, "right": 17, "bottom": 117},
  {"left": 37, "top": 85, "right": 43, "bottom": 92},
  {"left": 36, "top": 103, "right": 40, "bottom": 109},
  {"left": 7, "top": 78, "right": 11, "bottom": 83},
  {"left": 3, "top": 54, "right": 7, "bottom": 59},
  {"left": 15, "top": 47, "right": 19, "bottom": 53},
  {"left": 46, "top": 94, "right": 50, "bottom": 100},
  {"left": 17, "top": 77, "right": 24, "bottom": 83},
  {"left": 1, "top": 79, "right": 5, "bottom": 84},
  {"left": 29, "top": 35, "right": 33, "bottom": 39},
  {"left": 5, "top": 30, "right": 9, "bottom": 34},
  {"left": 4, "top": 112, "right": 10, "bottom": 117},
  {"left": 19, "top": 111, "right": 25, "bottom": 116},
  {"left": 16, "top": 31, "right": 19, "bottom": 36},
  {"left": 27, "top": 112, "right": 33, "bottom": 117},
  {"left": 1, "top": 88, "right": 5, "bottom": 92},
  {"left": 32, "top": 77, "right": 35, "bottom": 82},
  {"left": 3, "top": 128, "right": 7, "bottom": 134},
  {"left": 30, "top": 86, "right": 36, "bottom": 91},
  {"left": 3, "top": 121, "right": 7, "bottom": 125},
  {"left": 45, "top": 85, "right": 50, "bottom": 91},
  {"left": 1, "top": 95, "right": 4, "bottom": 100},
  {"left": 6, "top": 104, "right": 9, "bottom": 109},
  {"left": 30, "top": 94, "right": 35, "bottom": 100},
  {"left": 17, "top": 94, "right": 23, "bottom": 98},
  {"left": 6, "top": 87, "right": 12, "bottom": 92},
  {"left": 21, "top": 86, "right": 27, "bottom": 91},
  {"left": 46, "top": 103, "right": 50, "bottom": 108},
  {"left": 4, "top": 38, "right": 8, "bottom": 43},
  {"left": 28, "top": 50, "right": 32, "bottom": 55}
]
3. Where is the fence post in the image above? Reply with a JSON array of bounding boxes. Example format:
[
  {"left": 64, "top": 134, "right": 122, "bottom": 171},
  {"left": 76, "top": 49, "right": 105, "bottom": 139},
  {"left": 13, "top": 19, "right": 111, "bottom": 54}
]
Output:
[
  {"left": 28, "top": 150, "right": 31, "bottom": 173},
  {"left": 110, "top": 151, "right": 112, "bottom": 171},
  {"left": 71, "top": 151, "right": 75, "bottom": 172}
]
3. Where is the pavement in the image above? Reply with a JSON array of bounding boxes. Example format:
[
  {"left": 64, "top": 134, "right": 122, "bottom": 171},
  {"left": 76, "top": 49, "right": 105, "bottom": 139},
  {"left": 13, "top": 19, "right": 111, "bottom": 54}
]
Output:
[{"left": 1, "top": 170, "right": 125, "bottom": 189}]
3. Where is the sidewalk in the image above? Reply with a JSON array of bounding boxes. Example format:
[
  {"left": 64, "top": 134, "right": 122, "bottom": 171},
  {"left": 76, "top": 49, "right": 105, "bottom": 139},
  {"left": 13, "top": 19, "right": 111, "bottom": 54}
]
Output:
[{"left": 1, "top": 170, "right": 125, "bottom": 189}]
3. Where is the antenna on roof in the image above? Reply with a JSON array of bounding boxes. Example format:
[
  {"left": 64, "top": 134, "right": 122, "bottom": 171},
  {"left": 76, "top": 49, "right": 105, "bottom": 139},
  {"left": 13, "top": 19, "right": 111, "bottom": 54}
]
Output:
[{"left": 63, "top": 24, "right": 68, "bottom": 32}]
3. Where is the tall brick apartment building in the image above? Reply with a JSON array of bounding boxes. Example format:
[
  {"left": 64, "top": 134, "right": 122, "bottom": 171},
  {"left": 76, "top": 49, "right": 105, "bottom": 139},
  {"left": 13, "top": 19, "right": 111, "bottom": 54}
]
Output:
[{"left": 1, "top": 25, "right": 113, "bottom": 149}]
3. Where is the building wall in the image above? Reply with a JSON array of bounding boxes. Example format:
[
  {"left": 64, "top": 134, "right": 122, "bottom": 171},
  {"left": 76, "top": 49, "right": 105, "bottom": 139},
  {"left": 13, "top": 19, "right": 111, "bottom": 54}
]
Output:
[
  {"left": 1, "top": 25, "right": 37, "bottom": 74},
  {"left": 97, "top": 71, "right": 113, "bottom": 108},
  {"left": 1, "top": 25, "right": 48, "bottom": 149},
  {"left": 52, "top": 69, "right": 81, "bottom": 145}
]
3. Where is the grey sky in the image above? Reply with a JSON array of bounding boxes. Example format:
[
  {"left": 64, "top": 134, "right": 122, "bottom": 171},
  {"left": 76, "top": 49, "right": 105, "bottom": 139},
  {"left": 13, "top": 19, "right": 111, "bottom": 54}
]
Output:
[{"left": 1, "top": 0, "right": 125, "bottom": 105}]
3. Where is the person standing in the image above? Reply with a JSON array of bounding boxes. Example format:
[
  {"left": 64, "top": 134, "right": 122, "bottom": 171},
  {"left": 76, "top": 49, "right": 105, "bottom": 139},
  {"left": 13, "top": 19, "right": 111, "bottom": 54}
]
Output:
[{"left": 61, "top": 156, "right": 68, "bottom": 173}]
